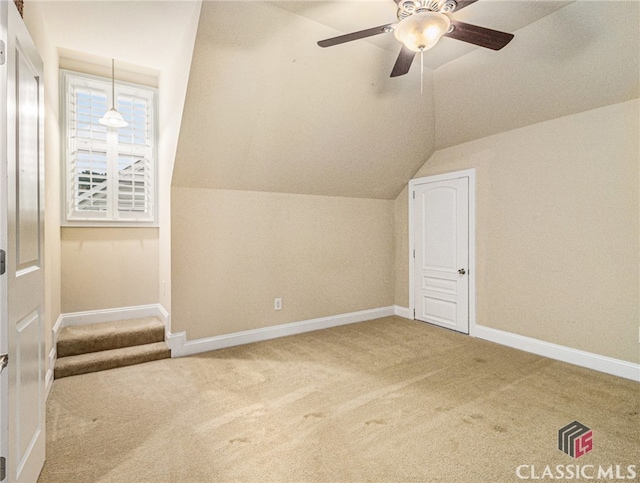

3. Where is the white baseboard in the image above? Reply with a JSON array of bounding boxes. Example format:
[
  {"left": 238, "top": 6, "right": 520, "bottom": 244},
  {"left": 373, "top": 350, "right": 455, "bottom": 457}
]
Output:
[
  {"left": 45, "top": 347, "right": 56, "bottom": 398},
  {"left": 52, "top": 313, "right": 64, "bottom": 347},
  {"left": 169, "top": 306, "right": 395, "bottom": 358},
  {"left": 166, "top": 331, "right": 186, "bottom": 354},
  {"left": 473, "top": 324, "right": 640, "bottom": 382},
  {"left": 46, "top": 314, "right": 64, "bottom": 400},
  {"left": 58, "top": 304, "right": 167, "bottom": 328},
  {"left": 155, "top": 304, "right": 171, "bottom": 342},
  {"left": 51, "top": 304, "right": 638, "bottom": 382},
  {"left": 394, "top": 305, "right": 413, "bottom": 319}
]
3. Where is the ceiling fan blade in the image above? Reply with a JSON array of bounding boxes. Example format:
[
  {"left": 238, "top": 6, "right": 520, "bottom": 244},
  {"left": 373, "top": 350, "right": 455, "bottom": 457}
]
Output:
[
  {"left": 445, "top": 20, "right": 514, "bottom": 50},
  {"left": 390, "top": 45, "right": 416, "bottom": 77},
  {"left": 451, "top": 0, "right": 480, "bottom": 12},
  {"left": 318, "top": 24, "right": 393, "bottom": 48}
]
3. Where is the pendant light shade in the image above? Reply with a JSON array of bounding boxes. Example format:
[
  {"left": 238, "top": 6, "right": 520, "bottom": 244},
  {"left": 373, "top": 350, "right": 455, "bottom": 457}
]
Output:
[
  {"left": 100, "top": 59, "right": 128, "bottom": 128},
  {"left": 394, "top": 12, "right": 450, "bottom": 53},
  {"left": 100, "top": 107, "right": 128, "bottom": 128}
]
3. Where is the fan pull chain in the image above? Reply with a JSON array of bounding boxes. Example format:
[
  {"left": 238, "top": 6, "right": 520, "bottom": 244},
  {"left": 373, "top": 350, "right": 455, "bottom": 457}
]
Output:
[{"left": 420, "top": 50, "right": 424, "bottom": 95}]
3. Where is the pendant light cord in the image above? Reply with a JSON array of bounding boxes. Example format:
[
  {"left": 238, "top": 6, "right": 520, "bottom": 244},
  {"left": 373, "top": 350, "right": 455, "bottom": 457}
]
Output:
[
  {"left": 420, "top": 50, "right": 424, "bottom": 95},
  {"left": 99, "top": 58, "right": 128, "bottom": 128}
]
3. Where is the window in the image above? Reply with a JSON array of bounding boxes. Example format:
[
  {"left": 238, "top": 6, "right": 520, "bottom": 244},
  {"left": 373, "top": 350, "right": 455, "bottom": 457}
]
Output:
[{"left": 62, "top": 70, "right": 157, "bottom": 225}]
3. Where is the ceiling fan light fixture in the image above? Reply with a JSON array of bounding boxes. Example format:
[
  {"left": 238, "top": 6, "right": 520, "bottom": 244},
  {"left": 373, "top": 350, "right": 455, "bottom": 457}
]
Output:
[{"left": 394, "top": 12, "right": 450, "bottom": 52}]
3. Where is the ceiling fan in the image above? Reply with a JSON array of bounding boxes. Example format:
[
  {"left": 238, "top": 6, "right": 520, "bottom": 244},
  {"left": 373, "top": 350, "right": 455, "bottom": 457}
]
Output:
[{"left": 317, "top": 0, "right": 514, "bottom": 77}]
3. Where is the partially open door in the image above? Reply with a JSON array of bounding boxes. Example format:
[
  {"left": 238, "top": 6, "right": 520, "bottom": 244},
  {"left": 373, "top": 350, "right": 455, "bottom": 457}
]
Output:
[{"left": 1, "top": 2, "right": 46, "bottom": 481}]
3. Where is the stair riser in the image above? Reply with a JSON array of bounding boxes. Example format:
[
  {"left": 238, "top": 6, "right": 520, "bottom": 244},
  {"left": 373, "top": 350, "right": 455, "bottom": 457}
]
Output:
[{"left": 55, "top": 347, "right": 170, "bottom": 379}]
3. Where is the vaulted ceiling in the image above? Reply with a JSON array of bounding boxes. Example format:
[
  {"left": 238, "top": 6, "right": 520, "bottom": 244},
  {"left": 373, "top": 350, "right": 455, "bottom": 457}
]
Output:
[
  {"left": 33, "top": 0, "right": 640, "bottom": 200},
  {"left": 172, "top": 0, "right": 639, "bottom": 199}
]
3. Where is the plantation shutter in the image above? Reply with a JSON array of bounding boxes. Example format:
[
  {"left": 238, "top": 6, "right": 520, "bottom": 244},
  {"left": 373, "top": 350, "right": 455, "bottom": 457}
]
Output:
[
  {"left": 63, "top": 70, "right": 156, "bottom": 224},
  {"left": 66, "top": 76, "right": 110, "bottom": 220},
  {"left": 115, "top": 89, "right": 154, "bottom": 220}
]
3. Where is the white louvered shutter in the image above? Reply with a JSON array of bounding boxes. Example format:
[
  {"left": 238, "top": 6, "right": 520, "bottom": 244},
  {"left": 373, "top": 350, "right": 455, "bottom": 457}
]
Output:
[
  {"left": 63, "top": 71, "right": 156, "bottom": 224},
  {"left": 66, "top": 76, "right": 110, "bottom": 220},
  {"left": 114, "top": 88, "right": 154, "bottom": 220}
]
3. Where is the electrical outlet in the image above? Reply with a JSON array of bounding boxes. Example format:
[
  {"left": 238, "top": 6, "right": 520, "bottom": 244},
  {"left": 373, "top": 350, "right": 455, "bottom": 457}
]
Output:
[{"left": 274, "top": 298, "right": 282, "bottom": 311}]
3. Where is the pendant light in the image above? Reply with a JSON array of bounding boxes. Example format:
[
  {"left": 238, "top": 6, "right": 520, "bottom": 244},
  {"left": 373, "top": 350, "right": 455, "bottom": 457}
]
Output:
[{"left": 99, "top": 59, "right": 128, "bottom": 128}]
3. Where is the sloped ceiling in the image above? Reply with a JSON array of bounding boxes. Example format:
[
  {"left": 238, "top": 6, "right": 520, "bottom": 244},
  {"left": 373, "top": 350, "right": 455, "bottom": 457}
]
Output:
[
  {"left": 434, "top": 0, "right": 640, "bottom": 148},
  {"left": 172, "top": 1, "right": 437, "bottom": 199},
  {"left": 35, "top": 0, "right": 639, "bottom": 201},
  {"left": 36, "top": 0, "right": 200, "bottom": 74},
  {"left": 174, "top": 0, "right": 639, "bottom": 199}
]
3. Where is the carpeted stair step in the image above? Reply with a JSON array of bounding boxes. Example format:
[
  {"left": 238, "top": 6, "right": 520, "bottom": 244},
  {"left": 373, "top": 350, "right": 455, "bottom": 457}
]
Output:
[
  {"left": 57, "top": 317, "right": 165, "bottom": 357},
  {"left": 54, "top": 342, "right": 171, "bottom": 379}
]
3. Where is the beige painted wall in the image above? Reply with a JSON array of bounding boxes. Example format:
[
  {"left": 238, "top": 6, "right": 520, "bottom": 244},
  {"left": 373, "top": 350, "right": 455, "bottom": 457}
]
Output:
[
  {"left": 395, "top": 99, "right": 639, "bottom": 363},
  {"left": 158, "top": 1, "right": 202, "bottom": 317},
  {"left": 59, "top": 55, "right": 158, "bottom": 87},
  {"left": 61, "top": 228, "right": 159, "bottom": 313},
  {"left": 172, "top": 188, "right": 395, "bottom": 340},
  {"left": 394, "top": 187, "right": 409, "bottom": 307}
]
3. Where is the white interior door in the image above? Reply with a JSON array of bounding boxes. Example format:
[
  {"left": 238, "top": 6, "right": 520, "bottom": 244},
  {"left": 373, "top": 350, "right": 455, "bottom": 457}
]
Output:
[
  {"left": 413, "top": 176, "right": 469, "bottom": 334},
  {"left": 1, "top": 2, "right": 46, "bottom": 482}
]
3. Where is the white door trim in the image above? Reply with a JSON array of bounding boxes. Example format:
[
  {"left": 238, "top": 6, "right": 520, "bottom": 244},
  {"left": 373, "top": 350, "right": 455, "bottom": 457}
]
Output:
[
  {"left": 409, "top": 169, "right": 476, "bottom": 336},
  {"left": 1, "top": 0, "right": 9, "bottom": 473}
]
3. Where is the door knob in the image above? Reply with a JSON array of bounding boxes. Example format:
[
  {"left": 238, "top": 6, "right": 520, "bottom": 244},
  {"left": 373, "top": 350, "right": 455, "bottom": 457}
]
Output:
[{"left": 458, "top": 268, "right": 466, "bottom": 275}]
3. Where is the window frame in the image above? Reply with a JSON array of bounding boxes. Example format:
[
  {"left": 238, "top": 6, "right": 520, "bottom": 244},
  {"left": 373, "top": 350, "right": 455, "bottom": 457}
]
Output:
[{"left": 60, "top": 69, "right": 159, "bottom": 227}]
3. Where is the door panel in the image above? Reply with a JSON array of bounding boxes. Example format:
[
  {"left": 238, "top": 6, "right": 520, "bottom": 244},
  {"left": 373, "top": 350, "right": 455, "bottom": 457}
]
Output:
[
  {"left": 16, "top": 48, "right": 40, "bottom": 272},
  {"left": 414, "top": 177, "right": 469, "bottom": 334},
  {"left": 422, "top": 186, "right": 457, "bottom": 271},
  {"left": 3, "top": 2, "right": 46, "bottom": 482},
  {"left": 15, "top": 310, "right": 42, "bottom": 476}
]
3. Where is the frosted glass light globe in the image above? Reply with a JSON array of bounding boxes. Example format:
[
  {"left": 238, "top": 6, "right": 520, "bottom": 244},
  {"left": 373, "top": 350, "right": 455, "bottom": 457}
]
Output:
[{"left": 394, "top": 12, "right": 450, "bottom": 52}]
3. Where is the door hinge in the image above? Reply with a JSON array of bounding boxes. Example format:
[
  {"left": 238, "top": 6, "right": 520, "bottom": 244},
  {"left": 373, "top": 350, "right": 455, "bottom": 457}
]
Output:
[
  {"left": 0, "top": 40, "right": 5, "bottom": 66},
  {"left": 412, "top": 191, "right": 415, "bottom": 199},
  {"left": 413, "top": 249, "right": 415, "bottom": 259},
  {"left": 0, "top": 250, "right": 5, "bottom": 275},
  {"left": 0, "top": 456, "right": 5, "bottom": 481},
  {"left": 413, "top": 308, "right": 416, "bottom": 318}
]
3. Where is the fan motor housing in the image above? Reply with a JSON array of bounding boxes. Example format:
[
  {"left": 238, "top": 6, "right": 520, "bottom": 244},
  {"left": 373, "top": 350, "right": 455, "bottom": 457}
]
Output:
[{"left": 398, "top": 0, "right": 457, "bottom": 20}]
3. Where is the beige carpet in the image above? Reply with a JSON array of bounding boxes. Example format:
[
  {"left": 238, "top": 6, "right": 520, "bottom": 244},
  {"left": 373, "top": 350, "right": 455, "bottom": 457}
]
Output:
[{"left": 38, "top": 317, "right": 639, "bottom": 482}]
